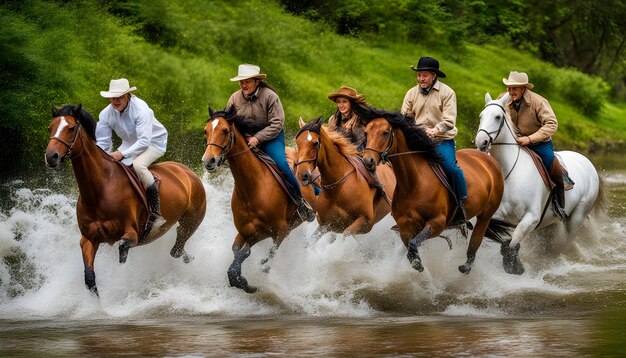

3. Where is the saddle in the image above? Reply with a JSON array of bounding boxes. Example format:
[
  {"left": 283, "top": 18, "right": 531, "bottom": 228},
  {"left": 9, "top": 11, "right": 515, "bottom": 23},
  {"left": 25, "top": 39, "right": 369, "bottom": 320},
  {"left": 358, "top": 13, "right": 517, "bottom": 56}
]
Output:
[
  {"left": 427, "top": 161, "right": 471, "bottom": 229},
  {"left": 254, "top": 149, "right": 300, "bottom": 206},
  {"left": 346, "top": 155, "right": 392, "bottom": 207},
  {"left": 113, "top": 160, "right": 161, "bottom": 234}
]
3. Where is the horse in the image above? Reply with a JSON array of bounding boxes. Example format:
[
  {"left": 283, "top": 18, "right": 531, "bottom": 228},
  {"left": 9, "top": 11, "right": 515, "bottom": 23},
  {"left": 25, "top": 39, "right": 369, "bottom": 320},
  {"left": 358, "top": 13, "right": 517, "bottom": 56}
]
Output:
[
  {"left": 476, "top": 93, "right": 604, "bottom": 274},
  {"left": 295, "top": 116, "right": 396, "bottom": 240},
  {"left": 45, "top": 104, "right": 207, "bottom": 296},
  {"left": 202, "top": 107, "right": 308, "bottom": 293},
  {"left": 361, "top": 108, "right": 510, "bottom": 273},
  {"left": 285, "top": 146, "right": 318, "bottom": 212}
]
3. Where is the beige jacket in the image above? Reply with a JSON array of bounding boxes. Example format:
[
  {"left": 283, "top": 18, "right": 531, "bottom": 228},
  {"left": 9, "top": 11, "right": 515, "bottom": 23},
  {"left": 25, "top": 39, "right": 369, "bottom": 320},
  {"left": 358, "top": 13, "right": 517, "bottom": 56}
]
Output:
[
  {"left": 227, "top": 86, "right": 285, "bottom": 143},
  {"left": 401, "top": 80, "right": 458, "bottom": 140},
  {"left": 499, "top": 89, "right": 558, "bottom": 143}
]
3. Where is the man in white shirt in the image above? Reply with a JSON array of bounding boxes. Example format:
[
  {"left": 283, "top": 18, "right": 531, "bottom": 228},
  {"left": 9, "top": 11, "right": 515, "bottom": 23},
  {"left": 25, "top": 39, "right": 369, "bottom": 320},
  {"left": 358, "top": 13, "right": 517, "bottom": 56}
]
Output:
[{"left": 96, "top": 78, "right": 168, "bottom": 229}]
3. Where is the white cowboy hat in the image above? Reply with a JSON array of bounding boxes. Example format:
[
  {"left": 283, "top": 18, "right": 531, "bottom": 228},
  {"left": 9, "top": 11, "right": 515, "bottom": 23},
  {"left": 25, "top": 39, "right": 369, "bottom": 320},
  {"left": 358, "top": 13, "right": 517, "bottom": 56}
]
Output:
[
  {"left": 100, "top": 78, "right": 137, "bottom": 98},
  {"left": 230, "top": 64, "right": 267, "bottom": 82},
  {"left": 502, "top": 71, "right": 534, "bottom": 89}
]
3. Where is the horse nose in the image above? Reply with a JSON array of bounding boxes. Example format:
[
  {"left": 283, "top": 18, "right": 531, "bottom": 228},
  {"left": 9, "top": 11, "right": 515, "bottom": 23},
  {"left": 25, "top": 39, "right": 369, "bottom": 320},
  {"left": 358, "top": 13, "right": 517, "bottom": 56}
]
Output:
[
  {"left": 45, "top": 151, "right": 59, "bottom": 168},
  {"left": 364, "top": 157, "right": 376, "bottom": 172},
  {"left": 478, "top": 140, "right": 488, "bottom": 152},
  {"left": 204, "top": 156, "right": 217, "bottom": 172}
]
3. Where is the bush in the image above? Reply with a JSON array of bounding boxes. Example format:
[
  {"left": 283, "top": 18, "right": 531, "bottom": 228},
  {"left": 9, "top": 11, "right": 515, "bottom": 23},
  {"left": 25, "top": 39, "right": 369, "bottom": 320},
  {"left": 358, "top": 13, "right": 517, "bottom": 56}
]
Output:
[{"left": 556, "top": 69, "right": 610, "bottom": 118}]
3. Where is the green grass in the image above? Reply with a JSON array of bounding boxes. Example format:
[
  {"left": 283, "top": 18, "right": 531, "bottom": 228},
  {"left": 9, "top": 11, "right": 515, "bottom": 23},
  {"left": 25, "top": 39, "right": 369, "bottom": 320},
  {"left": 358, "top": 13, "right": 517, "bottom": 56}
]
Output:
[{"left": 1, "top": 0, "right": 625, "bottom": 176}]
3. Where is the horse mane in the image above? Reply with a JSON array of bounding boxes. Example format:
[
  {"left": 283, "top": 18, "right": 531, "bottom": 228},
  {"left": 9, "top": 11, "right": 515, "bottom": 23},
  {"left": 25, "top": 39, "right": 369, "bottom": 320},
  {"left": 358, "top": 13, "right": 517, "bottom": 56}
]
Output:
[
  {"left": 52, "top": 104, "right": 97, "bottom": 140},
  {"left": 352, "top": 105, "right": 440, "bottom": 163},
  {"left": 209, "top": 107, "right": 266, "bottom": 135},
  {"left": 323, "top": 126, "right": 360, "bottom": 157}
]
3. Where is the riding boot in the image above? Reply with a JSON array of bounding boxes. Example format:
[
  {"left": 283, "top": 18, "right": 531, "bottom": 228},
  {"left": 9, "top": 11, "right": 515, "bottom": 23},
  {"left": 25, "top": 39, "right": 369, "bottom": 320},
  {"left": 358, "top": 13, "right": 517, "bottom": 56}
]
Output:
[
  {"left": 146, "top": 182, "right": 166, "bottom": 231},
  {"left": 549, "top": 163, "right": 568, "bottom": 221},
  {"left": 458, "top": 198, "right": 473, "bottom": 230},
  {"left": 296, "top": 197, "right": 316, "bottom": 222}
]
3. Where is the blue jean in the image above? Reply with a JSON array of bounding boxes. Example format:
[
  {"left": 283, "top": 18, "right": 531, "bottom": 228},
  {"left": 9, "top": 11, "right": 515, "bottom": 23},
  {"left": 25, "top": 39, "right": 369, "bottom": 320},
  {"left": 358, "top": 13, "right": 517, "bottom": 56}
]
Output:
[
  {"left": 436, "top": 139, "right": 467, "bottom": 200},
  {"left": 528, "top": 140, "right": 555, "bottom": 170},
  {"left": 259, "top": 130, "right": 302, "bottom": 200}
]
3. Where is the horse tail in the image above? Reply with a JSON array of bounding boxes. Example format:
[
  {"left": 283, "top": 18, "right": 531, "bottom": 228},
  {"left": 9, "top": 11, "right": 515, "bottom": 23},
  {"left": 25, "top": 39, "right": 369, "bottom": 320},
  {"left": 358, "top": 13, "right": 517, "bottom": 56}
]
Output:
[
  {"left": 590, "top": 175, "right": 609, "bottom": 216},
  {"left": 485, "top": 218, "right": 515, "bottom": 244}
]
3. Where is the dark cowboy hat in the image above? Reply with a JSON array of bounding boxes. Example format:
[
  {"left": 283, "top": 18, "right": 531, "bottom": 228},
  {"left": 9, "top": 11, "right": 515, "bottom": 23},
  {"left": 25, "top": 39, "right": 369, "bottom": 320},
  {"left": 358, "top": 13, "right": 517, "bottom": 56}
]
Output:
[{"left": 410, "top": 56, "right": 446, "bottom": 78}]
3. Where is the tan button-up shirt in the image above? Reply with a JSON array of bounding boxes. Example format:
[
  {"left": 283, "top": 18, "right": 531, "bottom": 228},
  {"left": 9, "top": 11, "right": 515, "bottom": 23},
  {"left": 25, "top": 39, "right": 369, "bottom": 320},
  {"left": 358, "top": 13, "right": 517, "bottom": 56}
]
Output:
[
  {"left": 401, "top": 80, "right": 458, "bottom": 140},
  {"left": 227, "top": 86, "right": 285, "bottom": 143},
  {"left": 499, "top": 89, "right": 557, "bottom": 143}
]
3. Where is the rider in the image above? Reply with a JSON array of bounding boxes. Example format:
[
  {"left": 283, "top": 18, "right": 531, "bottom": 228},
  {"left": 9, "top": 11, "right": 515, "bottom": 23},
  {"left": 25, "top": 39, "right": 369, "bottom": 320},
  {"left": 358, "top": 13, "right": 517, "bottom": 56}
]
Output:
[
  {"left": 500, "top": 71, "right": 572, "bottom": 219},
  {"left": 227, "top": 64, "right": 315, "bottom": 222},
  {"left": 401, "top": 56, "right": 468, "bottom": 222},
  {"left": 96, "top": 78, "right": 168, "bottom": 230},
  {"left": 327, "top": 86, "right": 370, "bottom": 151}
]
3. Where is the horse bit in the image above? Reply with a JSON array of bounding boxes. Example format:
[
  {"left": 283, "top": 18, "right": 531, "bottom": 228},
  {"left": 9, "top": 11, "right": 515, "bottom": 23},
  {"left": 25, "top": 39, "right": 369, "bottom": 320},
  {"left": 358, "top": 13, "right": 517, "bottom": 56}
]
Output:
[
  {"left": 48, "top": 117, "right": 84, "bottom": 161},
  {"left": 477, "top": 102, "right": 520, "bottom": 180}
]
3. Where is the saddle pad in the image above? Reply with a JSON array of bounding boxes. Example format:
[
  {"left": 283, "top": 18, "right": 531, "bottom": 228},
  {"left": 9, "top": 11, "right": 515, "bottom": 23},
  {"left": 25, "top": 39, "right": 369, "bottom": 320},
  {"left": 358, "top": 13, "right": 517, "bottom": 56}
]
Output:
[
  {"left": 254, "top": 150, "right": 299, "bottom": 206},
  {"left": 521, "top": 147, "right": 554, "bottom": 189}
]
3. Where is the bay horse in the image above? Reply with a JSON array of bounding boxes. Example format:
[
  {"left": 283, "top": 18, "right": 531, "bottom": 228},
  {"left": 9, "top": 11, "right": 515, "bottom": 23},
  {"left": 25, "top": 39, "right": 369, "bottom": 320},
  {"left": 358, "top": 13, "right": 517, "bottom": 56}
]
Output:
[
  {"left": 45, "top": 104, "right": 207, "bottom": 296},
  {"left": 202, "top": 107, "right": 307, "bottom": 293},
  {"left": 476, "top": 93, "right": 604, "bottom": 274},
  {"left": 295, "top": 116, "right": 396, "bottom": 240},
  {"left": 361, "top": 108, "right": 510, "bottom": 273}
]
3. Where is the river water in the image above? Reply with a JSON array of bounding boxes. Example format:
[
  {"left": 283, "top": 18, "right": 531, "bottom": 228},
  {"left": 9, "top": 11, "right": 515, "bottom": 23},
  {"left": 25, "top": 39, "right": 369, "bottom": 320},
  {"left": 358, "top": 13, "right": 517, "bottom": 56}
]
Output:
[{"left": 0, "top": 153, "right": 625, "bottom": 356}]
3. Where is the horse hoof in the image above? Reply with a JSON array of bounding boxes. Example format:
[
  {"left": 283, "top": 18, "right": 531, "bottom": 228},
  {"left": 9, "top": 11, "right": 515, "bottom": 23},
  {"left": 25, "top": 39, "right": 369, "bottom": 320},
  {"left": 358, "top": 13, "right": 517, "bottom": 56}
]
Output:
[
  {"left": 89, "top": 286, "right": 100, "bottom": 298},
  {"left": 182, "top": 253, "right": 194, "bottom": 264},
  {"left": 244, "top": 285, "right": 258, "bottom": 294},
  {"left": 410, "top": 259, "right": 424, "bottom": 272},
  {"left": 458, "top": 264, "right": 472, "bottom": 274}
]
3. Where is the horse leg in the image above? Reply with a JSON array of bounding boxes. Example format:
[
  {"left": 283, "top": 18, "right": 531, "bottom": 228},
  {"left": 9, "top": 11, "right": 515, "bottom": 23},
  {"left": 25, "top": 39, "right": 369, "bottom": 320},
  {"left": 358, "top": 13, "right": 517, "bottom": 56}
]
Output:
[
  {"left": 342, "top": 216, "right": 373, "bottom": 236},
  {"left": 260, "top": 241, "right": 279, "bottom": 273},
  {"left": 306, "top": 226, "right": 328, "bottom": 247},
  {"left": 228, "top": 235, "right": 257, "bottom": 293},
  {"left": 170, "top": 214, "right": 203, "bottom": 264},
  {"left": 118, "top": 231, "right": 138, "bottom": 264},
  {"left": 80, "top": 236, "right": 99, "bottom": 297},
  {"left": 458, "top": 216, "right": 490, "bottom": 274},
  {"left": 501, "top": 215, "right": 537, "bottom": 275},
  {"left": 407, "top": 225, "right": 432, "bottom": 272}
]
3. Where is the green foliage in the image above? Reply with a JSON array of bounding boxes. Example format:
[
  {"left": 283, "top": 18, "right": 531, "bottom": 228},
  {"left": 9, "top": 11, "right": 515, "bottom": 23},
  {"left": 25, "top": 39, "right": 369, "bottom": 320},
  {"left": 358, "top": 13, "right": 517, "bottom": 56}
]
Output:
[{"left": 0, "top": 0, "right": 625, "bottom": 179}]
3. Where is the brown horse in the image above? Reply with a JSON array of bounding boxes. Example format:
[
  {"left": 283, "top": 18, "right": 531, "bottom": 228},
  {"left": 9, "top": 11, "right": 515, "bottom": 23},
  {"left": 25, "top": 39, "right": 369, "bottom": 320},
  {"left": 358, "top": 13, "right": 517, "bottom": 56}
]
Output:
[
  {"left": 295, "top": 116, "right": 396, "bottom": 240},
  {"left": 286, "top": 146, "right": 319, "bottom": 212},
  {"left": 45, "top": 104, "right": 207, "bottom": 296},
  {"left": 202, "top": 107, "right": 307, "bottom": 293},
  {"left": 360, "top": 108, "right": 510, "bottom": 273}
]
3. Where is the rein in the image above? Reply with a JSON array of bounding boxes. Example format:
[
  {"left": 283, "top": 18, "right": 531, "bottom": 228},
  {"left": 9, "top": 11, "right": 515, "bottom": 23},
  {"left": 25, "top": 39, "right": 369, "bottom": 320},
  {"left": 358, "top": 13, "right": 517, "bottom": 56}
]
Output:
[
  {"left": 48, "top": 121, "right": 84, "bottom": 161},
  {"left": 479, "top": 102, "right": 521, "bottom": 180},
  {"left": 294, "top": 130, "right": 350, "bottom": 188},
  {"left": 206, "top": 122, "right": 253, "bottom": 162},
  {"left": 364, "top": 129, "right": 428, "bottom": 164}
]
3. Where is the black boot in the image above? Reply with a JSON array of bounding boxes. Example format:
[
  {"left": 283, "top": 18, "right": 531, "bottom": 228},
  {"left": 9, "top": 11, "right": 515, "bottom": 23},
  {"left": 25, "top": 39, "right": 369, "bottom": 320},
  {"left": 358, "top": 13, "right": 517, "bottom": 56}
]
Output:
[
  {"left": 146, "top": 183, "right": 166, "bottom": 231},
  {"left": 458, "top": 198, "right": 473, "bottom": 230},
  {"left": 549, "top": 163, "right": 568, "bottom": 221},
  {"left": 296, "top": 197, "right": 316, "bottom": 222}
]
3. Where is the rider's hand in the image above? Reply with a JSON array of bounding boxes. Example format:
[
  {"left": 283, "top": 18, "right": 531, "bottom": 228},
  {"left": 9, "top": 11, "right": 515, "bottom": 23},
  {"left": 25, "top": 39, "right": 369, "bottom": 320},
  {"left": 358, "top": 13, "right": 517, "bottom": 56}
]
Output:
[
  {"left": 109, "top": 151, "right": 124, "bottom": 161},
  {"left": 246, "top": 136, "right": 259, "bottom": 148},
  {"left": 426, "top": 127, "right": 440, "bottom": 139},
  {"left": 516, "top": 136, "right": 532, "bottom": 146}
]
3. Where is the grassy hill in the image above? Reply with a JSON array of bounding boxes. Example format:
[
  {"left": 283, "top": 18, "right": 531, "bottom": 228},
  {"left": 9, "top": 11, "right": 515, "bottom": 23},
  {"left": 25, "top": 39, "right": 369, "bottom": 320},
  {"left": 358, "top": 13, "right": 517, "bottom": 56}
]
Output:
[{"left": 1, "top": 0, "right": 624, "bottom": 177}]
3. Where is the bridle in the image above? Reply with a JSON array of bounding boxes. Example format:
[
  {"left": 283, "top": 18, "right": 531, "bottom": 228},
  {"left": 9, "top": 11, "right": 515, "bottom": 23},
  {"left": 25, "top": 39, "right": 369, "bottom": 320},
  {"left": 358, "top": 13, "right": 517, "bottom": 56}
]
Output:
[
  {"left": 205, "top": 118, "right": 250, "bottom": 165},
  {"left": 48, "top": 117, "right": 84, "bottom": 161},
  {"left": 477, "top": 102, "right": 520, "bottom": 180},
  {"left": 364, "top": 126, "right": 428, "bottom": 164}
]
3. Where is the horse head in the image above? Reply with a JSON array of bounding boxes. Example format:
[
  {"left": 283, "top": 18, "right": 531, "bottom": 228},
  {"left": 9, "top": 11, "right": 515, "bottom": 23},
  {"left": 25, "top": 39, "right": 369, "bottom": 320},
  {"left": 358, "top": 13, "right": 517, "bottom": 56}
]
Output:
[
  {"left": 46, "top": 104, "right": 87, "bottom": 168},
  {"left": 202, "top": 107, "right": 237, "bottom": 172},
  {"left": 476, "top": 92, "right": 510, "bottom": 152},
  {"left": 363, "top": 117, "right": 394, "bottom": 172},
  {"left": 294, "top": 116, "right": 323, "bottom": 186}
]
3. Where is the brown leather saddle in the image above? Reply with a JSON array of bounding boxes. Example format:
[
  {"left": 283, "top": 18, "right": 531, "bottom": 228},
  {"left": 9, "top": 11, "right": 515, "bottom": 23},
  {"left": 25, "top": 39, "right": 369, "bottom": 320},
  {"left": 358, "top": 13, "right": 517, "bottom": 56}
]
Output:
[
  {"left": 346, "top": 155, "right": 392, "bottom": 207},
  {"left": 427, "top": 161, "right": 469, "bottom": 228}
]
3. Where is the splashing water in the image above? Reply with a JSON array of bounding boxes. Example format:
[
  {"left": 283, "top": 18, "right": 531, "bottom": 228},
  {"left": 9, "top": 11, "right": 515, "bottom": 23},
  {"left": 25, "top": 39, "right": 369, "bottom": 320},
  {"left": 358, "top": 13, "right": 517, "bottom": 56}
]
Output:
[{"left": 0, "top": 170, "right": 624, "bottom": 320}]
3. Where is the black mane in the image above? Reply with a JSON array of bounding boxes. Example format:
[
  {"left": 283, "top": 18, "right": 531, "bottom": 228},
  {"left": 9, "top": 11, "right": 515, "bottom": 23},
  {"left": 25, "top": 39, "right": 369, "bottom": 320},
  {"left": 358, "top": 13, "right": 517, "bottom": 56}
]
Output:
[
  {"left": 209, "top": 106, "right": 267, "bottom": 135},
  {"left": 352, "top": 105, "right": 440, "bottom": 163},
  {"left": 296, "top": 116, "right": 323, "bottom": 137},
  {"left": 52, "top": 104, "right": 97, "bottom": 140}
]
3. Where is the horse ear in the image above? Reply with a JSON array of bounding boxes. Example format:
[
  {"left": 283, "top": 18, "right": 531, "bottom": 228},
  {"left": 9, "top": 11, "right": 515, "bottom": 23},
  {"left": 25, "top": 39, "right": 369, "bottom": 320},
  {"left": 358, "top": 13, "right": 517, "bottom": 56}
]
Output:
[
  {"left": 208, "top": 104, "right": 214, "bottom": 116},
  {"left": 314, "top": 116, "right": 323, "bottom": 127},
  {"left": 76, "top": 103, "right": 82, "bottom": 114},
  {"left": 51, "top": 106, "right": 58, "bottom": 115},
  {"left": 485, "top": 92, "right": 492, "bottom": 104},
  {"left": 298, "top": 116, "right": 305, "bottom": 128},
  {"left": 499, "top": 92, "right": 510, "bottom": 106}
]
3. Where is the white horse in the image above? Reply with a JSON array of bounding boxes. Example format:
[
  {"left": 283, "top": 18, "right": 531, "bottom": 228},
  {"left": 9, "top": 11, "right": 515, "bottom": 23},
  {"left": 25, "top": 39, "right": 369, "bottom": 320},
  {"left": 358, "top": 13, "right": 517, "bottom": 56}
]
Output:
[{"left": 475, "top": 92, "right": 605, "bottom": 274}]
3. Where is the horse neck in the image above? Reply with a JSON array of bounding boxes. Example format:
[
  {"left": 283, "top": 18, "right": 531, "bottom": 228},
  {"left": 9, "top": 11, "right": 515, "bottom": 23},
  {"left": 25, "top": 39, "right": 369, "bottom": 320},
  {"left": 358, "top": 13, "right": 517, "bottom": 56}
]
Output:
[
  {"left": 226, "top": 126, "right": 267, "bottom": 191},
  {"left": 70, "top": 135, "right": 119, "bottom": 203},
  {"left": 317, "top": 129, "right": 354, "bottom": 183},
  {"left": 489, "top": 116, "right": 520, "bottom": 175},
  {"left": 388, "top": 129, "right": 430, "bottom": 191}
]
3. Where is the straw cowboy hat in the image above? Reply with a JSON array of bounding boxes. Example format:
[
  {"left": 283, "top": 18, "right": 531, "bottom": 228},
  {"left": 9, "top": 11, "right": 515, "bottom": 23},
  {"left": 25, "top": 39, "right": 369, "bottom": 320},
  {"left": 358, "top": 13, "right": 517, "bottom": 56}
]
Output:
[
  {"left": 327, "top": 86, "right": 367, "bottom": 103},
  {"left": 100, "top": 78, "right": 137, "bottom": 98},
  {"left": 410, "top": 56, "right": 446, "bottom": 78},
  {"left": 502, "top": 71, "right": 534, "bottom": 89},
  {"left": 230, "top": 64, "right": 267, "bottom": 81}
]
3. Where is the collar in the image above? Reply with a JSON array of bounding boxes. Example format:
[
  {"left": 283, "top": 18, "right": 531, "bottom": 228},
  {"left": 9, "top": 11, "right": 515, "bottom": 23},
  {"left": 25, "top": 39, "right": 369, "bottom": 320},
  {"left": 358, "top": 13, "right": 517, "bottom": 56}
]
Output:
[
  {"left": 419, "top": 79, "right": 440, "bottom": 95},
  {"left": 243, "top": 86, "right": 260, "bottom": 100}
]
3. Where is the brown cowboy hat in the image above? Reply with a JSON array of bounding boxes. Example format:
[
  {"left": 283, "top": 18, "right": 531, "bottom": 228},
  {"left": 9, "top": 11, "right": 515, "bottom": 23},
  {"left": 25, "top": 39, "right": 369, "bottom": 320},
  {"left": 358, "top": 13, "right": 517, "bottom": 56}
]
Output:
[{"left": 327, "top": 86, "right": 366, "bottom": 103}]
